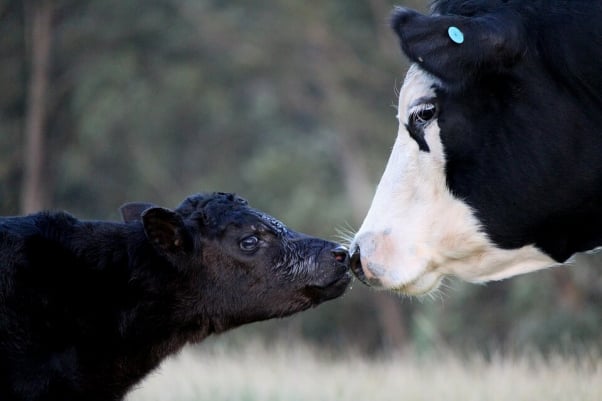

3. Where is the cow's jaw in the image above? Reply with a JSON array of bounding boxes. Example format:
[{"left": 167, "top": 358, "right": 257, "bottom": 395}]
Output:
[{"left": 350, "top": 65, "right": 556, "bottom": 295}]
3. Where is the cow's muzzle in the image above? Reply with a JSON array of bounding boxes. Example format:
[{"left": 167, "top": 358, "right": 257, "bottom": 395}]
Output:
[{"left": 350, "top": 246, "right": 370, "bottom": 286}]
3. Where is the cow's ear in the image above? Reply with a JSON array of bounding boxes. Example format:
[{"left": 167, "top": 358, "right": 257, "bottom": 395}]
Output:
[
  {"left": 390, "top": 6, "right": 525, "bottom": 84},
  {"left": 120, "top": 202, "right": 156, "bottom": 223},
  {"left": 142, "top": 207, "right": 191, "bottom": 261}
]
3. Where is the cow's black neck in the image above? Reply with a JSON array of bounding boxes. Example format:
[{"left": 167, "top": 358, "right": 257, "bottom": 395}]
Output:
[
  {"left": 439, "top": 66, "right": 602, "bottom": 262},
  {"left": 534, "top": 214, "right": 602, "bottom": 262}
]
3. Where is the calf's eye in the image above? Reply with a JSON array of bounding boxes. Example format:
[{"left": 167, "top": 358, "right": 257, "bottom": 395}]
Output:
[{"left": 239, "top": 235, "right": 260, "bottom": 252}]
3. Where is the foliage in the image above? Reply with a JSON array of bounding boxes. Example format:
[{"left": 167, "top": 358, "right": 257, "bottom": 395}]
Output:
[{"left": 1, "top": 0, "right": 600, "bottom": 356}]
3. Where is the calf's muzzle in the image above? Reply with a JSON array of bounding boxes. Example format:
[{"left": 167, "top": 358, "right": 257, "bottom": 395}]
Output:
[{"left": 331, "top": 245, "right": 349, "bottom": 264}]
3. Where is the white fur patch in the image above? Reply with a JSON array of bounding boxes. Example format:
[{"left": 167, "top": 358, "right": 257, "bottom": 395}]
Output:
[{"left": 351, "top": 65, "right": 556, "bottom": 295}]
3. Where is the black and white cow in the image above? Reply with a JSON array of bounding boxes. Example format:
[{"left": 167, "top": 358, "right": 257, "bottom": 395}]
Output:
[{"left": 350, "top": 0, "right": 602, "bottom": 295}]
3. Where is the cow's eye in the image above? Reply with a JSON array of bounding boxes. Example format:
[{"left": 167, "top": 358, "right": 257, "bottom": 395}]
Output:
[
  {"left": 406, "top": 100, "right": 437, "bottom": 152},
  {"left": 409, "top": 102, "right": 437, "bottom": 126},
  {"left": 239, "top": 235, "right": 260, "bottom": 252}
]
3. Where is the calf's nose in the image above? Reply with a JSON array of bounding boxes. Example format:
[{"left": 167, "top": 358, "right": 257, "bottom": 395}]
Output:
[{"left": 331, "top": 245, "right": 349, "bottom": 264}]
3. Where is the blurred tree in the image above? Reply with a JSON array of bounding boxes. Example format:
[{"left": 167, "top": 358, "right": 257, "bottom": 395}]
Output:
[
  {"left": 0, "top": 0, "right": 27, "bottom": 214},
  {"left": 298, "top": 2, "right": 408, "bottom": 349},
  {"left": 21, "top": 0, "right": 54, "bottom": 213},
  {"left": 0, "top": 0, "right": 600, "bottom": 356}
]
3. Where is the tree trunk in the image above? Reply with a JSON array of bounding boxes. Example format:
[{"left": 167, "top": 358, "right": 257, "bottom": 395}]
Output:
[
  {"left": 305, "top": 14, "right": 408, "bottom": 350},
  {"left": 21, "top": 0, "right": 53, "bottom": 214}
]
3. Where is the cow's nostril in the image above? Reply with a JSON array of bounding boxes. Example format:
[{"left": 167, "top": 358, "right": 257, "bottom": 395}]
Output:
[
  {"left": 350, "top": 247, "right": 368, "bottom": 284},
  {"left": 331, "top": 245, "right": 349, "bottom": 263}
]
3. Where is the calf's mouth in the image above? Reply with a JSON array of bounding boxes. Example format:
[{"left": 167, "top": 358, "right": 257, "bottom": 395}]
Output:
[{"left": 303, "top": 244, "right": 352, "bottom": 303}]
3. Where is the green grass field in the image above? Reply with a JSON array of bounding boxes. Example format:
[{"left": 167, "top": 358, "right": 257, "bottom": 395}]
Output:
[{"left": 126, "top": 339, "right": 601, "bottom": 401}]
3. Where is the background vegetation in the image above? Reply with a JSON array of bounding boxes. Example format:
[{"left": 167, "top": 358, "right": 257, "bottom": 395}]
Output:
[{"left": 2, "top": 0, "right": 601, "bottom": 368}]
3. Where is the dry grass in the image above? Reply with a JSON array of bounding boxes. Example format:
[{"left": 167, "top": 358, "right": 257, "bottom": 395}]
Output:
[{"left": 126, "top": 340, "right": 601, "bottom": 401}]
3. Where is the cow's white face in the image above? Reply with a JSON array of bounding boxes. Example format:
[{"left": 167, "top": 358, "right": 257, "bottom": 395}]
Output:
[{"left": 350, "top": 65, "right": 556, "bottom": 295}]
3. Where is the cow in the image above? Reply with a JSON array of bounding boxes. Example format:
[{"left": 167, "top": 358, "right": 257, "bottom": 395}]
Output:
[
  {"left": 350, "top": 0, "right": 602, "bottom": 295},
  {"left": 0, "top": 192, "right": 351, "bottom": 401}
]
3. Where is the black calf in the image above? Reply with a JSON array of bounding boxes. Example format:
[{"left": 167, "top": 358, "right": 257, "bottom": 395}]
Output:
[{"left": 0, "top": 192, "right": 350, "bottom": 401}]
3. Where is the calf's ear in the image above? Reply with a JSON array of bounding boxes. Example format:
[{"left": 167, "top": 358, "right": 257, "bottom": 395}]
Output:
[
  {"left": 142, "top": 207, "right": 192, "bottom": 262},
  {"left": 120, "top": 202, "right": 156, "bottom": 223},
  {"left": 390, "top": 6, "right": 525, "bottom": 84}
]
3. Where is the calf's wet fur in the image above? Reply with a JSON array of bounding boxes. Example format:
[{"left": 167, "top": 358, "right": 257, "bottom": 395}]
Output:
[{"left": 0, "top": 192, "right": 351, "bottom": 401}]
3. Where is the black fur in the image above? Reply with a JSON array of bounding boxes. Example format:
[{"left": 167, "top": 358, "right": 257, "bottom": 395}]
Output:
[
  {"left": 391, "top": 0, "right": 602, "bottom": 261},
  {"left": 0, "top": 192, "right": 351, "bottom": 401}
]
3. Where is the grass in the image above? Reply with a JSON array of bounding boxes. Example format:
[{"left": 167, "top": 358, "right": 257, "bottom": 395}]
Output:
[{"left": 126, "top": 339, "right": 602, "bottom": 401}]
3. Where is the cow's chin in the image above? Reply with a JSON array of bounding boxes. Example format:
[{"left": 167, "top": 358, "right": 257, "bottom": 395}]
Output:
[
  {"left": 351, "top": 238, "right": 559, "bottom": 296},
  {"left": 390, "top": 271, "right": 443, "bottom": 296},
  {"left": 351, "top": 252, "right": 443, "bottom": 295},
  {"left": 357, "top": 263, "right": 443, "bottom": 296}
]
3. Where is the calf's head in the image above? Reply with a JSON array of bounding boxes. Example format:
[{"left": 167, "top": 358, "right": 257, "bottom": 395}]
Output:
[
  {"left": 351, "top": 2, "right": 602, "bottom": 295},
  {"left": 122, "top": 192, "right": 351, "bottom": 331}
]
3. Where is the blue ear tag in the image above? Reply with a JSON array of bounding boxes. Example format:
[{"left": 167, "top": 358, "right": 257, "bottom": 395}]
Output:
[{"left": 448, "top": 26, "right": 464, "bottom": 44}]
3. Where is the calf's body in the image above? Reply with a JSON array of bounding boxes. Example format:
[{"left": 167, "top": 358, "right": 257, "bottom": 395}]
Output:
[{"left": 0, "top": 192, "right": 350, "bottom": 400}]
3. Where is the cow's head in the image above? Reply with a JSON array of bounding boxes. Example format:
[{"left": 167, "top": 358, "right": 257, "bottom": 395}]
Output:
[{"left": 350, "top": 1, "right": 602, "bottom": 295}]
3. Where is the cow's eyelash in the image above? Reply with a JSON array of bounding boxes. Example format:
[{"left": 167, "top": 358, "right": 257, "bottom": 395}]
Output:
[{"left": 408, "top": 101, "right": 438, "bottom": 125}]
